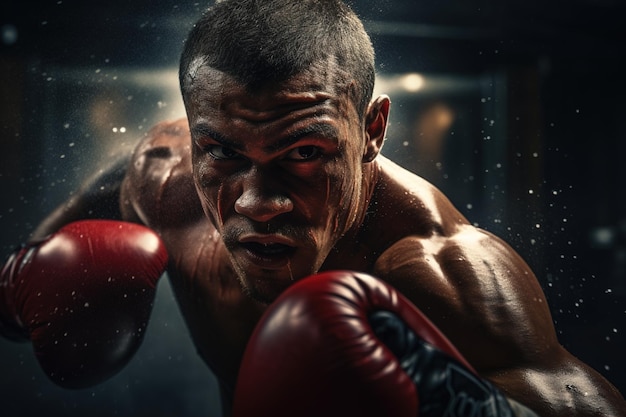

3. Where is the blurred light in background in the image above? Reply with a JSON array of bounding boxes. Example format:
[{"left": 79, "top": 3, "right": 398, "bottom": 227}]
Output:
[{"left": 1, "top": 24, "right": 18, "bottom": 45}]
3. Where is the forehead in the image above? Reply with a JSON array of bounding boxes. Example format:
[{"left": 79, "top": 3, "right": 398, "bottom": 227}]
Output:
[{"left": 183, "top": 58, "right": 353, "bottom": 114}]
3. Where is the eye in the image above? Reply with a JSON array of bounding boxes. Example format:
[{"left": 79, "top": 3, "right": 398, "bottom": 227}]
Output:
[
  {"left": 205, "top": 145, "right": 242, "bottom": 160},
  {"left": 285, "top": 146, "right": 320, "bottom": 161}
]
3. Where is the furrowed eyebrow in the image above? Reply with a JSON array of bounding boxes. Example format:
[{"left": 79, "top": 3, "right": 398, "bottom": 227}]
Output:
[
  {"left": 191, "top": 123, "right": 244, "bottom": 151},
  {"left": 266, "top": 123, "right": 339, "bottom": 153}
]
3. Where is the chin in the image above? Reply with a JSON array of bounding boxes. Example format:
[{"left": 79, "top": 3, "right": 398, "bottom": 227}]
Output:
[
  {"left": 238, "top": 271, "right": 295, "bottom": 305},
  {"left": 242, "top": 286, "right": 278, "bottom": 305},
  {"left": 243, "top": 281, "right": 291, "bottom": 305}
]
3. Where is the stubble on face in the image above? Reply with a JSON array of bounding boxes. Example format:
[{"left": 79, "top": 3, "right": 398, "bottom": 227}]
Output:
[{"left": 185, "top": 62, "right": 372, "bottom": 304}]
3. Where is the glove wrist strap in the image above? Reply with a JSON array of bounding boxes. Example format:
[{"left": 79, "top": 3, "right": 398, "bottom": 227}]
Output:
[{"left": 0, "top": 246, "right": 33, "bottom": 341}]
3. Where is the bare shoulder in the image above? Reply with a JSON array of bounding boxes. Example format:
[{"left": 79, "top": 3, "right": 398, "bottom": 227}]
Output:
[
  {"left": 370, "top": 158, "right": 559, "bottom": 368},
  {"left": 373, "top": 225, "right": 557, "bottom": 362},
  {"left": 362, "top": 158, "right": 625, "bottom": 414},
  {"left": 120, "top": 117, "right": 203, "bottom": 230},
  {"left": 371, "top": 187, "right": 626, "bottom": 414}
]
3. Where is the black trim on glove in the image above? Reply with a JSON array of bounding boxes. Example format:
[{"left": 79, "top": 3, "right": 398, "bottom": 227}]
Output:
[{"left": 369, "top": 310, "right": 515, "bottom": 417}]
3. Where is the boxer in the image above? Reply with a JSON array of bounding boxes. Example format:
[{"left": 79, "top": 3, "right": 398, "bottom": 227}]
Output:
[{"left": 2, "top": 0, "right": 625, "bottom": 415}]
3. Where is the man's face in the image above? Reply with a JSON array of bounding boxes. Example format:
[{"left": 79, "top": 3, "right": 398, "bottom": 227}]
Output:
[{"left": 184, "top": 61, "right": 370, "bottom": 303}]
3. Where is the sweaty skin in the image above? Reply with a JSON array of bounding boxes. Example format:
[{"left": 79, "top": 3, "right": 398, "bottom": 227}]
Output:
[{"left": 32, "top": 64, "right": 625, "bottom": 416}]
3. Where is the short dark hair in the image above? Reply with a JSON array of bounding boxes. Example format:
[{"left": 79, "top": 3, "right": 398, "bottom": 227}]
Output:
[{"left": 179, "top": 0, "right": 376, "bottom": 117}]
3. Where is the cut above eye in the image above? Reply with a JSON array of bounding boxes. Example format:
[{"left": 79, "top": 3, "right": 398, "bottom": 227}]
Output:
[
  {"left": 286, "top": 146, "right": 320, "bottom": 161},
  {"left": 206, "top": 145, "right": 242, "bottom": 160}
]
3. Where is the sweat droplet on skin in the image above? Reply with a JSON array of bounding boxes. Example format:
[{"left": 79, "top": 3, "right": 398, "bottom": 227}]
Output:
[{"left": 287, "top": 259, "right": 294, "bottom": 281}]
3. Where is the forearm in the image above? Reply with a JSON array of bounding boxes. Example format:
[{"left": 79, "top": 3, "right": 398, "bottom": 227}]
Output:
[
  {"left": 487, "top": 352, "right": 626, "bottom": 417},
  {"left": 30, "top": 153, "right": 131, "bottom": 241}
]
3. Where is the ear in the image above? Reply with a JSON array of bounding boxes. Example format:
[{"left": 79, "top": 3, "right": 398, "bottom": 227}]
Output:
[{"left": 363, "top": 95, "right": 391, "bottom": 163}]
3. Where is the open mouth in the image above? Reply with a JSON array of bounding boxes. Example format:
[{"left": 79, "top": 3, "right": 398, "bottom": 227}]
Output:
[{"left": 240, "top": 242, "right": 296, "bottom": 260}]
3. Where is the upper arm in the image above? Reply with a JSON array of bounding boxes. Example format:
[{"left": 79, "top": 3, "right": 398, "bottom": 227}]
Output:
[
  {"left": 487, "top": 348, "right": 626, "bottom": 416},
  {"left": 373, "top": 227, "right": 626, "bottom": 415}
]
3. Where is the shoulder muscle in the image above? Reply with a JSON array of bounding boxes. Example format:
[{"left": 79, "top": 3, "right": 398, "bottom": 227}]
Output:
[
  {"left": 120, "top": 118, "right": 203, "bottom": 230},
  {"left": 373, "top": 226, "right": 558, "bottom": 371}
]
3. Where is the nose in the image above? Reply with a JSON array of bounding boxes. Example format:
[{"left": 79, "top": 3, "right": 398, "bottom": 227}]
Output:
[{"left": 234, "top": 168, "right": 294, "bottom": 223}]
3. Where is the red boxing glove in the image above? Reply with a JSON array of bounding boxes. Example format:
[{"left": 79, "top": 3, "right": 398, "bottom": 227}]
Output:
[
  {"left": 0, "top": 220, "right": 168, "bottom": 388},
  {"left": 233, "top": 271, "right": 527, "bottom": 417}
]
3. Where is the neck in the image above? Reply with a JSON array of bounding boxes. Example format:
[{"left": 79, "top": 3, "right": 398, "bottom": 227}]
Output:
[
  {"left": 346, "top": 158, "right": 381, "bottom": 238},
  {"left": 321, "top": 159, "right": 382, "bottom": 272}
]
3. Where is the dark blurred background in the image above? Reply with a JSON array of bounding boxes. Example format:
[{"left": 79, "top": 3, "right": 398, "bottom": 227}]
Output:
[{"left": 1, "top": 0, "right": 625, "bottom": 416}]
